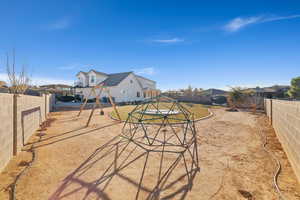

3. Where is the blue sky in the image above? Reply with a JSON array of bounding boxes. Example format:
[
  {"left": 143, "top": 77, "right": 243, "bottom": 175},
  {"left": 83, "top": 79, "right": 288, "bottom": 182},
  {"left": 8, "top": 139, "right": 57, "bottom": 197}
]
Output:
[{"left": 0, "top": 0, "right": 299, "bottom": 91}]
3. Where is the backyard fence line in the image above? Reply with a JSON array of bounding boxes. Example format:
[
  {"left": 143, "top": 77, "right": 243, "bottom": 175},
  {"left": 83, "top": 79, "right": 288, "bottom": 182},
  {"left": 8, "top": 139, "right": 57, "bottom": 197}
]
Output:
[
  {"left": 264, "top": 98, "right": 300, "bottom": 183},
  {"left": 0, "top": 93, "right": 55, "bottom": 172}
]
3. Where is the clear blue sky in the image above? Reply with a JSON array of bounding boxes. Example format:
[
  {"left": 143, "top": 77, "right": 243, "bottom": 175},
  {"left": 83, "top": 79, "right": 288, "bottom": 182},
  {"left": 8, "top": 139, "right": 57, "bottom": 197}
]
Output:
[{"left": 0, "top": 0, "right": 299, "bottom": 91}]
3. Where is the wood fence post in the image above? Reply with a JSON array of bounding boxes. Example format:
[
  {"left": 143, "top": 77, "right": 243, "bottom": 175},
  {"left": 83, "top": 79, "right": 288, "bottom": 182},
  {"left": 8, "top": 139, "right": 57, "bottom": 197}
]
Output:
[{"left": 13, "top": 94, "right": 18, "bottom": 155}]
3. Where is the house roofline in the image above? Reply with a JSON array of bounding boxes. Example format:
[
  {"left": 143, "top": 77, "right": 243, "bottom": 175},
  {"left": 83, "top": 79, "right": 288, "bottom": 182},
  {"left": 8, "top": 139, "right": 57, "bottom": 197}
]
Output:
[
  {"left": 76, "top": 71, "right": 88, "bottom": 76},
  {"left": 76, "top": 70, "right": 108, "bottom": 77},
  {"left": 89, "top": 69, "right": 108, "bottom": 76},
  {"left": 135, "top": 74, "right": 156, "bottom": 83}
]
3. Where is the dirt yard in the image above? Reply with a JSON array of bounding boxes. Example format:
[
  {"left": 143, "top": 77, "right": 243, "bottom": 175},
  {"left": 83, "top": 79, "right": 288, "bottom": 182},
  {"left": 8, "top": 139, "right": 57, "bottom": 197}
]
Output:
[{"left": 0, "top": 107, "right": 300, "bottom": 200}]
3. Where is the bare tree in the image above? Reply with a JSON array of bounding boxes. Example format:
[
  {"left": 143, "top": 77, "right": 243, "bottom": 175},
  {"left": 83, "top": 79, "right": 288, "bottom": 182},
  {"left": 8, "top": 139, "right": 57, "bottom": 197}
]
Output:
[{"left": 6, "top": 50, "right": 30, "bottom": 94}]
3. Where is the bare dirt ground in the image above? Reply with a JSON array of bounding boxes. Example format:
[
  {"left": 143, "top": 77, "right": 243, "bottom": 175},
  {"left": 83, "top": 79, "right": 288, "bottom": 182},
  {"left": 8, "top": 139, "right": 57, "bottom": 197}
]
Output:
[{"left": 0, "top": 107, "right": 300, "bottom": 200}]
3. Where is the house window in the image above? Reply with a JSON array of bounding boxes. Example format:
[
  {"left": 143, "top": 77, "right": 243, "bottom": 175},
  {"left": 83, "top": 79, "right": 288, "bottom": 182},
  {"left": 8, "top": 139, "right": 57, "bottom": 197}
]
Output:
[
  {"left": 130, "top": 80, "right": 133, "bottom": 83},
  {"left": 137, "top": 92, "right": 140, "bottom": 97},
  {"left": 143, "top": 92, "right": 146, "bottom": 98},
  {"left": 91, "top": 76, "right": 95, "bottom": 83}
]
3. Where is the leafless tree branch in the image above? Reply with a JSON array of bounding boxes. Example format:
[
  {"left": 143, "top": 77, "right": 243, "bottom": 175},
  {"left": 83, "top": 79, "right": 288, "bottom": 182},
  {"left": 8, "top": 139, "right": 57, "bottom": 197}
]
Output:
[{"left": 6, "top": 50, "right": 31, "bottom": 94}]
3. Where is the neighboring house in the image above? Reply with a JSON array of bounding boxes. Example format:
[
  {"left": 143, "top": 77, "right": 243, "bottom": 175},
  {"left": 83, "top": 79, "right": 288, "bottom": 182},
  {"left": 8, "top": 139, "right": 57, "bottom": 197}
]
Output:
[
  {"left": 163, "top": 90, "right": 185, "bottom": 97},
  {"left": 39, "top": 84, "right": 72, "bottom": 91},
  {"left": 0, "top": 81, "right": 7, "bottom": 88},
  {"left": 39, "top": 84, "right": 73, "bottom": 96},
  {"left": 245, "top": 85, "right": 290, "bottom": 98},
  {"left": 199, "top": 88, "right": 228, "bottom": 97},
  {"left": 0, "top": 81, "right": 8, "bottom": 93},
  {"left": 74, "top": 70, "right": 158, "bottom": 103}
]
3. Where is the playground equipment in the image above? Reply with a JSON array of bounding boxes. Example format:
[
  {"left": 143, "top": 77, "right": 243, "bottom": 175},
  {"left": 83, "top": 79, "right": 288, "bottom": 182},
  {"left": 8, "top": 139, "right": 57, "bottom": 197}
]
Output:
[
  {"left": 121, "top": 95, "right": 200, "bottom": 185},
  {"left": 77, "top": 83, "right": 121, "bottom": 127}
]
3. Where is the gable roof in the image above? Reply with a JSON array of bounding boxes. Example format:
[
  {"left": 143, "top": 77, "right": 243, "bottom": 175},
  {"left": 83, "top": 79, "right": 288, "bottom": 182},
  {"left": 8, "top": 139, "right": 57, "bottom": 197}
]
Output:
[
  {"left": 89, "top": 69, "right": 108, "bottom": 76},
  {"left": 101, "top": 72, "right": 132, "bottom": 86},
  {"left": 76, "top": 69, "right": 108, "bottom": 77},
  {"left": 135, "top": 75, "right": 156, "bottom": 83},
  {"left": 76, "top": 71, "right": 88, "bottom": 76}
]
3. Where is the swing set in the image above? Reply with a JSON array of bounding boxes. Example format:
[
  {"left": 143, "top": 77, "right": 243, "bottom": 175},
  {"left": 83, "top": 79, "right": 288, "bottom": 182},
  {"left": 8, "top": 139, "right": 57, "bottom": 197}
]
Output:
[{"left": 77, "top": 83, "right": 121, "bottom": 127}]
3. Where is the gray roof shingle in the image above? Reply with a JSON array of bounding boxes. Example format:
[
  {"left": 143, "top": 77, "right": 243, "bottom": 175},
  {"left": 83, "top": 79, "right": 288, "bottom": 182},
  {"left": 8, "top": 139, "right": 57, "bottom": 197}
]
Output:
[{"left": 101, "top": 72, "right": 132, "bottom": 86}]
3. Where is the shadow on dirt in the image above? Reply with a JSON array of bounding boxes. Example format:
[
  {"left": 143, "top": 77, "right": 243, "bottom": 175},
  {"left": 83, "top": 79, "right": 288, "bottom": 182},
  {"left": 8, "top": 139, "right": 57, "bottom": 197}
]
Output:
[{"left": 49, "top": 132, "right": 200, "bottom": 200}]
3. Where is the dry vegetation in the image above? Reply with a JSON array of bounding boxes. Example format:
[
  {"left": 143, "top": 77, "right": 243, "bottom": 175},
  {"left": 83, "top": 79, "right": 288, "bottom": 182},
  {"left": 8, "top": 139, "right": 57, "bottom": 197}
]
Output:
[
  {"left": 110, "top": 102, "right": 211, "bottom": 123},
  {"left": 6, "top": 51, "right": 31, "bottom": 94}
]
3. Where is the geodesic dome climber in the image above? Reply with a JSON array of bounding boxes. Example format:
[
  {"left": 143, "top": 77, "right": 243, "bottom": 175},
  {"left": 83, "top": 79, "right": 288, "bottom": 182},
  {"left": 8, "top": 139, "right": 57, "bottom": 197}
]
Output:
[{"left": 121, "top": 96, "right": 200, "bottom": 183}]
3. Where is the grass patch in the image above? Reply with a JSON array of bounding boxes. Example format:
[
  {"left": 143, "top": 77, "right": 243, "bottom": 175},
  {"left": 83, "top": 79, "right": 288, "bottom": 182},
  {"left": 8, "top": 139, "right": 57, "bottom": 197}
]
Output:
[{"left": 110, "top": 102, "right": 210, "bottom": 123}]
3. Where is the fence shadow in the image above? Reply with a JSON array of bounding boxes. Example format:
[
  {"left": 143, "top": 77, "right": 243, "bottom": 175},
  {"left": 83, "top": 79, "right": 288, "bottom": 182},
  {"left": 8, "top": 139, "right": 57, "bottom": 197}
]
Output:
[
  {"left": 49, "top": 132, "right": 199, "bottom": 200},
  {"left": 31, "top": 122, "right": 121, "bottom": 149}
]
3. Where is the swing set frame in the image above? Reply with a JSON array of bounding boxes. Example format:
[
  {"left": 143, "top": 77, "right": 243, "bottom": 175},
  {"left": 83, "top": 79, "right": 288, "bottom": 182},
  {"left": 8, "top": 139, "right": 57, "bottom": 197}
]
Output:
[{"left": 77, "top": 83, "right": 121, "bottom": 127}]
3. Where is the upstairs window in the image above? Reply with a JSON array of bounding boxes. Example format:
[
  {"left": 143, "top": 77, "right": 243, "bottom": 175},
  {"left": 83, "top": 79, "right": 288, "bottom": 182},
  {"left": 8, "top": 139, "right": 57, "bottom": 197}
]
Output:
[
  {"left": 130, "top": 80, "right": 133, "bottom": 83},
  {"left": 91, "top": 76, "right": 95, "bottom": 83}
]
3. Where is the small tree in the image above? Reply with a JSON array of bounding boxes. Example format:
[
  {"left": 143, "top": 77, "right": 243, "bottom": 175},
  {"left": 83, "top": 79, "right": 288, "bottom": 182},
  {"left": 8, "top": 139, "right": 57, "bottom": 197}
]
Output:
[
  {"left": 6, "top": 51, "right": 31, "bottom": 94},
  {"left": 187, "top": 85, "right": 193, "bottom": 96},
  {"left": 228, "top": 87, "right": 245, "bottom": 110},
  {"left": 193, "top": 88, "right": 199, "bottom": 96},
  {"left": 244, "top": 90, "right": 263, "bottom": 113},
  {"left": 288, "top": 76, "right": 300, "bottom": 99}
]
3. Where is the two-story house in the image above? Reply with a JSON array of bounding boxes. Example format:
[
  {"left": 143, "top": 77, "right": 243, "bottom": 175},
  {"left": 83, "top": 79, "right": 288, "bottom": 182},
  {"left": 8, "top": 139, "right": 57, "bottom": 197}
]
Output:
[{"left": 74, "top": 70, "right": 158, "bottom": 103}]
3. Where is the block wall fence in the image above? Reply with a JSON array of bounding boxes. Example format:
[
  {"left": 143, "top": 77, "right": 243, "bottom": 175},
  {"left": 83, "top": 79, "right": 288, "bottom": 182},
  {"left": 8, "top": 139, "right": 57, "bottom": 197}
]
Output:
[
  {"left": 0, "top": 93, "right": 55, "bottom": 171},
  {"left": 264, "top": 99, "right": 300, "bottom": 182}
]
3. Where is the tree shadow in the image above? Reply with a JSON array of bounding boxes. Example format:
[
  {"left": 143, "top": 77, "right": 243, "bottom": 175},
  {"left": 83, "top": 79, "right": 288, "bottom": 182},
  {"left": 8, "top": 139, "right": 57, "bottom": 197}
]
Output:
[{"left": 49, "top": 130, "right": 200, "bottom": 200}]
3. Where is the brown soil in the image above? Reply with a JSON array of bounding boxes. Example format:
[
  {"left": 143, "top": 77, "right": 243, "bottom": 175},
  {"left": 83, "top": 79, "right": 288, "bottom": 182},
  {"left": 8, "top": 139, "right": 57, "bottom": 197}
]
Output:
[{"left": 0, "top": 107, "right": 299, "bottom": 200}]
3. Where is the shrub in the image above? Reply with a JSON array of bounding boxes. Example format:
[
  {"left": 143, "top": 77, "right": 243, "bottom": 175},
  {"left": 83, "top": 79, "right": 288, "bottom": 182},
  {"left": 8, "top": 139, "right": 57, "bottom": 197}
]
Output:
[
  {"left": 288, "top": 76, "right": 300, "bottom": 99},
  {"left": 57, "top": 95, "right": 75, "bottom": 102}
]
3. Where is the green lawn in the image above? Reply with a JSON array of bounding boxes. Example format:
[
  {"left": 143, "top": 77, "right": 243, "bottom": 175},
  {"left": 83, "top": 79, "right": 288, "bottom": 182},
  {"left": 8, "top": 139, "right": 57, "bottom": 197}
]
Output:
[{"left": 110, "top": 102, "right": 211, "bottom": 123}]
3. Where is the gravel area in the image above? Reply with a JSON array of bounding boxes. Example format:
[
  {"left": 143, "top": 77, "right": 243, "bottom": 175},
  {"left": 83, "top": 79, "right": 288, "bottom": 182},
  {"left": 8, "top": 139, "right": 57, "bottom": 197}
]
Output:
[{"left": 0, "top": 107, "right": 299, "bottom": 199}]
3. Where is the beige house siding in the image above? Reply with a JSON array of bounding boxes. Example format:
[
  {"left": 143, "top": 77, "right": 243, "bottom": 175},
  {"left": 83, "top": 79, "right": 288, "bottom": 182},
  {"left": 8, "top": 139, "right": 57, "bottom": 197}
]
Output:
[{"left": 264, "top": 99, "right": 300, "bottom": 182}]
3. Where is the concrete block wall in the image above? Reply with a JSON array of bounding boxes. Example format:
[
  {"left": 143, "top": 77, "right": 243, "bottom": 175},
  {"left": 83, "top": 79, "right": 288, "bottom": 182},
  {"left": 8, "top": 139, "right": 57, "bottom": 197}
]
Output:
[
  {"left": 0, "top": 94, "right": 13, "bottom": 172},
  {"left": 265, "top": 99, "right": 300, "bottom": 182},
  {"left": 0, "top": 93, "right": 53, "bottom": 172},
  {"left": 16, "top": 95, "right": 47, "bottom": 151}
]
